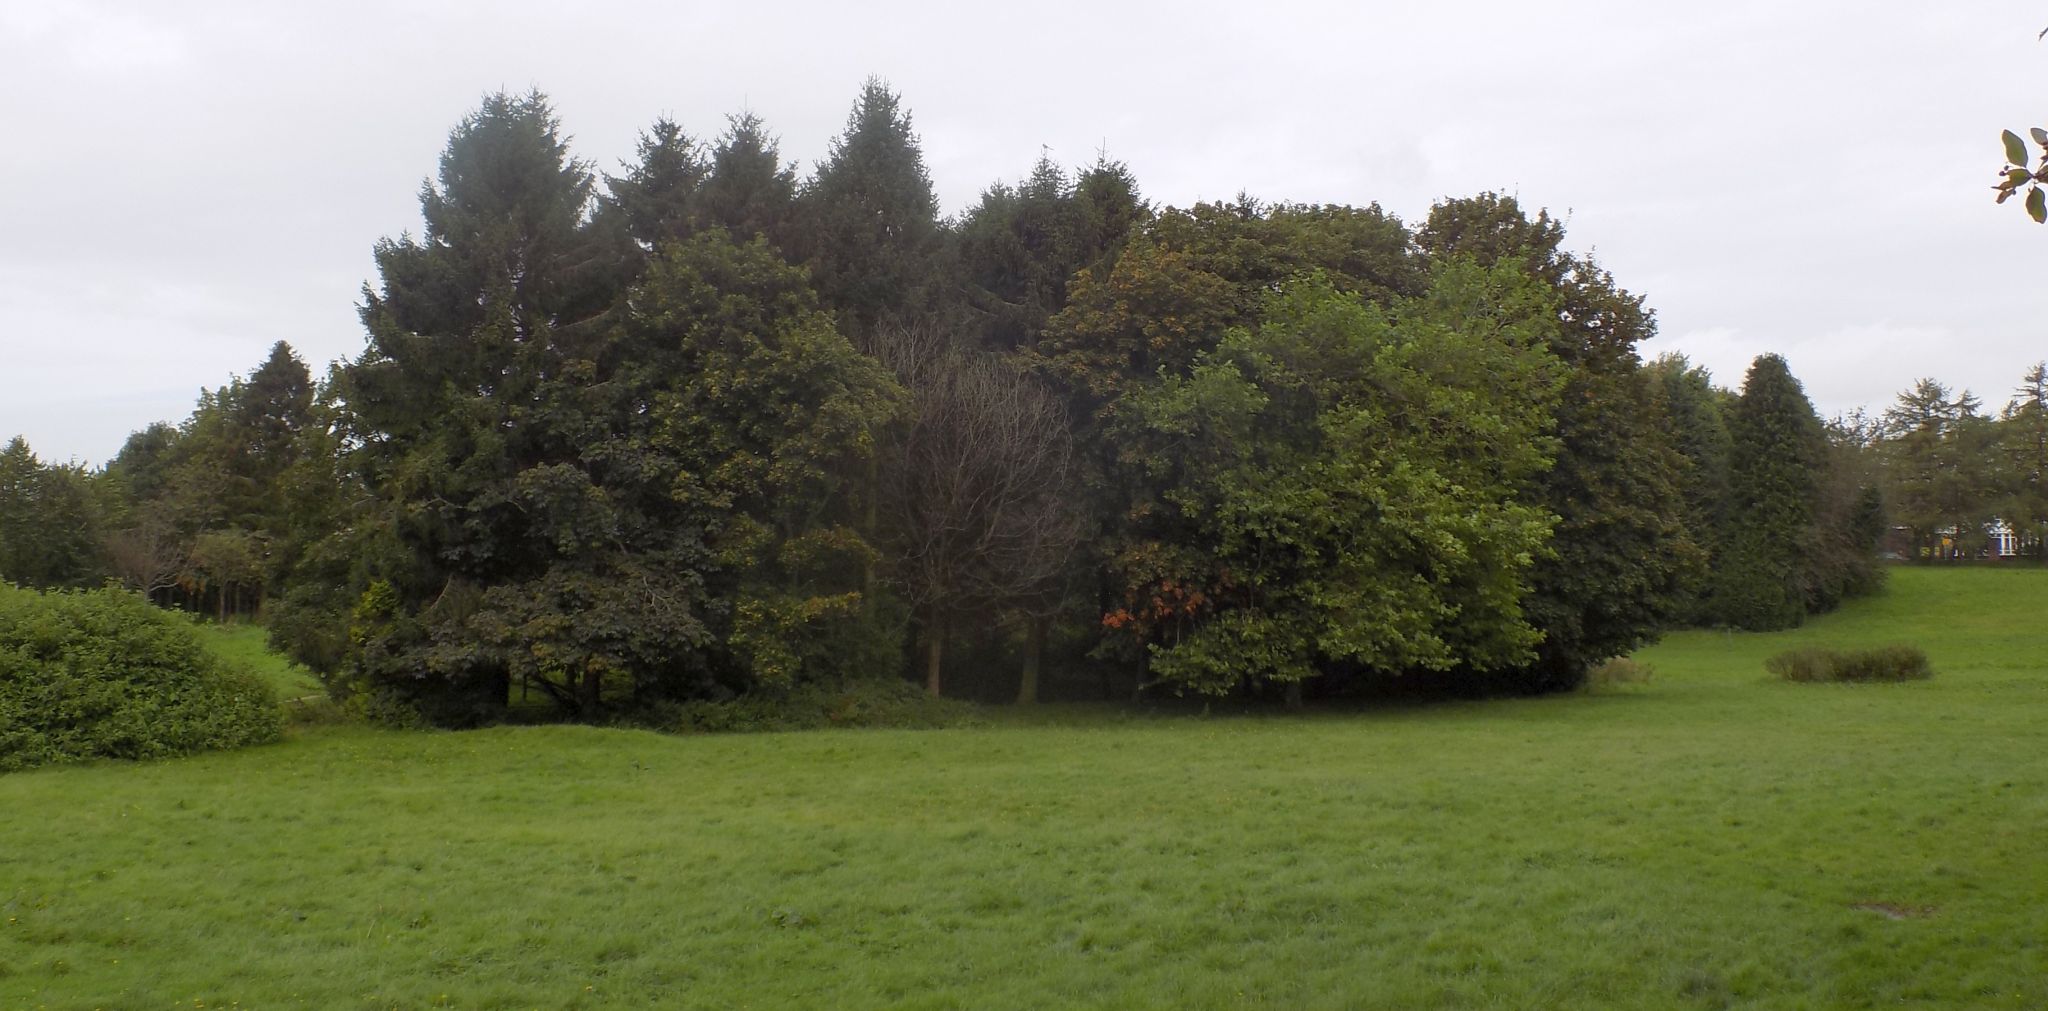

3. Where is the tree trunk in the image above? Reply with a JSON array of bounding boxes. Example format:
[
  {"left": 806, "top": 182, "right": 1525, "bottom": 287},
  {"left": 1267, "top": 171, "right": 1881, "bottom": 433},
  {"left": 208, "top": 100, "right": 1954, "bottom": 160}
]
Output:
[
  {"left": 1284, "top": 679, "right": 1305, "bottom": 710},
  {"left": 1131, "top": 645, "right": 1149, "bottom": 703},
  {"left": 925, "top": 625, "right": 944, "bottom": 698},
  {"left": 1016, "top": 615, "right": 1046, "bottom": 705},
  {"left": 579, "top": 666, "right": 602, "bottom": 718},
  {"left": 863, "top": 455, "right": 880, "bottom": 602}
]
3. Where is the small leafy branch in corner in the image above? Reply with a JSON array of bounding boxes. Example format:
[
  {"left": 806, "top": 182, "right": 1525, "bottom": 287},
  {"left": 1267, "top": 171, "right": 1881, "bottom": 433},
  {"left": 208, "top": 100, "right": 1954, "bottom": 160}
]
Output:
[{"left": 1995, "top": 127, "right": 2048, "bottom": 222}]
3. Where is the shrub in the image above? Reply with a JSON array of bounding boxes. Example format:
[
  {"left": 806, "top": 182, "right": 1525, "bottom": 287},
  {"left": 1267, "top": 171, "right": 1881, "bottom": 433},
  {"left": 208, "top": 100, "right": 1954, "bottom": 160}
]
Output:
[
  {"left": 1585, "top": 657, "right": 1654, "bottom": 690},
  {"left": 0, "top": 585, "right": 282, "bottom": 772},
  {"left": 1765, "top": 644, "right": 1931, "bottom": 683},
  {"left": 654, "top": 678, "right": 978, "bottom": 734}
]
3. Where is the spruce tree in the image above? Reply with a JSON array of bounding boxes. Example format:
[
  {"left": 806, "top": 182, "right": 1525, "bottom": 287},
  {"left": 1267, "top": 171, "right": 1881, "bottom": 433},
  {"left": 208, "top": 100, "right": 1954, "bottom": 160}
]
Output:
[
  {"left": 337, "top": 90, "right": 627, "bottom": 720},
  {"left": 797, "top": 78, "right": 942, "bottom": 346},
  {"left": 954, "top": 154, "right": 1150, "bottom": 350},
  {"left": 697, "top": 113, "right": 798, "bottom": 251},
  {"left": 602, "top": 117, "right": 708, "bottom": 252}
]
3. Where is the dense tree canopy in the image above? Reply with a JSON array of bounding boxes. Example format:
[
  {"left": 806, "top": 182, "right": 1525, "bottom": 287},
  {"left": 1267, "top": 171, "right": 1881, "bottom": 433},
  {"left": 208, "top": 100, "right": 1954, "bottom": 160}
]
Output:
[
  {"left": 1417, "top": 193, "right": 1692, "bottom": 689},
  {"left": 6, "top": 81, "right": 1919, "bottom": 724}
]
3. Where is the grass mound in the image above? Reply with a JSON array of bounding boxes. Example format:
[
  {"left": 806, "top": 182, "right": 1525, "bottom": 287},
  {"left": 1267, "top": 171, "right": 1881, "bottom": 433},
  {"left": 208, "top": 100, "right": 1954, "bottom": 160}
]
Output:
[{"left": 0, "top": 584, "right": 281, "bottom": 772}]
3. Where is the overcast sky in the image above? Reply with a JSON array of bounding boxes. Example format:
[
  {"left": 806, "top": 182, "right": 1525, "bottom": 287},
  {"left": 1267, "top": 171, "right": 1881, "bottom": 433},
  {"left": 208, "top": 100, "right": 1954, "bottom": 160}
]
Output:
[{"left": 4, "top": 1, "right": 2044, "bottom": 464}]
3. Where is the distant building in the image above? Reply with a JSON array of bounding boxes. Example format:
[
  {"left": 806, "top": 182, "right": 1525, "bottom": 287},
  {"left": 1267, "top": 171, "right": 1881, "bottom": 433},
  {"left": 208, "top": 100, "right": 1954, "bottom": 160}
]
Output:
[{"left": 1889, "top": 519, "right": 2032, "bottom": 560}]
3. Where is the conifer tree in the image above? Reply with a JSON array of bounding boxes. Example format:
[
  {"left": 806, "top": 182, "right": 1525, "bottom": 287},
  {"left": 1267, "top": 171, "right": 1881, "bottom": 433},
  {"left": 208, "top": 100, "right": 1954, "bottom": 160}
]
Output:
[
  {"left": 335, "top": 90, "right": 628, "bottom": 720},
  {"left": 1716, "top": 354, "right": 1826, "bottom": 630},
  {"left": 954, "top": 154, "right": 1150, "bottom": 351},
  {"left": 602, "top": 117, "right": 709, "bottom": 253},
  {"left": 1648, "top": 353, "right": 1733, "bottom": 622},
  {"left": 0, "top": 437, "right": 103, "bottom": 589},
  {"left": 797, "top": 78, "right": 942, "bottom": 346},
  {"left": 1882, "top": 379, "right": 1995, "bottom": 559},
  {"left": 697, "top": 113, "right": 798, "bottom": 251}
]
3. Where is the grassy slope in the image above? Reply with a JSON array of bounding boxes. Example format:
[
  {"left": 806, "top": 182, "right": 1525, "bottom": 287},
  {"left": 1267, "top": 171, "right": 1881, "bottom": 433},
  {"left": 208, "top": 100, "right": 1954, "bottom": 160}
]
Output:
[
  {"left": 188, "top": 622, "right": 323, "bottom": 701},
  {"left": 1, "top": 567, "right": 2044, "bottom": 1010}
]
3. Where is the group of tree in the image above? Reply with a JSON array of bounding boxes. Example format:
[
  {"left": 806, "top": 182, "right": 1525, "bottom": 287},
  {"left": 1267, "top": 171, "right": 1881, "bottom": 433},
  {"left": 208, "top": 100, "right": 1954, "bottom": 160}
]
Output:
[
  {"left": 1650, "top": 354, "right": 1887, "bottom": 631},
  {"left": 0, "top": 81, "right": 1901, "bottom": 722},
  {"left": 1, "top": 342, "right": 322, "bottom": 620},
  {"left": 1865, "top": 364, "right": 2048, "bottom": 560}
]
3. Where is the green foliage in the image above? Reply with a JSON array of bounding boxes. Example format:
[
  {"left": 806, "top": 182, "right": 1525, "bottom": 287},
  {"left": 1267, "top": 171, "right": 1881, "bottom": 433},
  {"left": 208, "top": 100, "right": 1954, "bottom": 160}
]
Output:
[
  {"left": 0, "top": 437, "right": 104, "bottom": 589},
  {"left": 0, "top": 585, "right": 280, "bottom": 772},
  {"left": 697, "top": 112, "right": 800, "bottom": 250},
  {"left": 1998, "top": 363, "right": 2048, "bottom": 550},
  {"left": 1647, "top": 354, "right": 1733, "bottom": 621},
  {"left": 1766, "top": 644, "right": 1932, "bottom": 683},
  {"left": 797, "top": 78, "right": 943, "bottom": 345},
  {"left": 1804, "top": 417, "right": 1888, "bottom": 611},
  {"left": 1418, "top": 193, "right": 1693, "bottom": 689},
  {"left": 1994, "top": 126, "right": 2048, "bottom": 221},
  {"left": 94, "top": 341, "right": 326, "bottom": 621},
  {"left": 1033, "top": 199, "right": 1421, "bottom": 408},
  {"left": 952, "top": 154, "right": 1147, "bottom": 350},
  {"left": 331, "top": 91, "right": 905, "bottom": 725},
  {"left": 1880, "top": 378, "right": 1994, "bottom": 559},
  {"left": 1113, "top": 267, "right": 1564, "bottom": 694},
  {"left": 1715, "top": 354, "right": 1827, "bottom": 630}
]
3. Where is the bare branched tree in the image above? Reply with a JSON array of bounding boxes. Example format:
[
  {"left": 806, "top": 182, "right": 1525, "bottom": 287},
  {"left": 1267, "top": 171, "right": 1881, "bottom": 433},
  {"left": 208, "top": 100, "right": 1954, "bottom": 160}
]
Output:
[
  {"left": 104, "top": 512, "right": 192, "bottom": 605},
  {"left": 876, "top": 325, "right": 1084, "bottom": 698}
]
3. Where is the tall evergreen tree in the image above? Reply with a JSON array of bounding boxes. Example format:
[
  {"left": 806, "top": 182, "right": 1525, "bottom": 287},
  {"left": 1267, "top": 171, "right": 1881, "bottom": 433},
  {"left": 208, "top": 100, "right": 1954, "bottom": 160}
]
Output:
[
  {"left": 797, "top": 78, "right": 943, "bottom": 346},
  {"left": 1648, "top": 353, "right": 1733, "bottom": 622},
  {"left": 601, "top": 117, "right": 709, "bottom": 253},
  {"left": 1881, "top": 379, "right": 1994, "bottom": 559},
  {"left": 952, "top": 153, "right": 1148, "bottom": 350},
  {"left": 334, "top": 90, "right": 628, "bottom": 720},
  {"left": 1716, "top": 354, "right": 1827, "bottom": 630},
  {"left": 697, "top": 113, "right": 798, "bottom": 251},
  {"left": 0, "top": 437, "right": 103, "bottom": 589}
]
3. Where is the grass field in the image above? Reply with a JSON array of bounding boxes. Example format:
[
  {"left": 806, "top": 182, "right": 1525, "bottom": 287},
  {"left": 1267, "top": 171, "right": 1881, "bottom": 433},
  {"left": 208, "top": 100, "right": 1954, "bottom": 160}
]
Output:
[{"left": 2, "top": 566, "right": 2044, "bottom": 1009}]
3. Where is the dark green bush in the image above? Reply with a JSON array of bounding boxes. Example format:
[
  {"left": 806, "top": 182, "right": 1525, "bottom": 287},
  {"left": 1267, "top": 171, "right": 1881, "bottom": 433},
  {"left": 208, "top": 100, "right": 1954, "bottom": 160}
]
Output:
[
  {"left": 0, "top": 585, "right": 282, "bottom": 772},
  {"left": 654, "top": 678, "right": 978, "bottom": 734},
  {"left": 1765, "top": 644, "right": 1931, "bottom": 683}
]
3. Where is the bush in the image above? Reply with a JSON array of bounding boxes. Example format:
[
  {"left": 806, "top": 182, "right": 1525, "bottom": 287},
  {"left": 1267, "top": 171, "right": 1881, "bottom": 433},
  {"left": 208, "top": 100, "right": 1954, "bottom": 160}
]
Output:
[
  {"left": 1585, "top": 657, "right": 1654, "bottom": 690},
  {"left": 653, "top": 678, "right": 978, "bottom": 734},
  {"left": 1765, "top": 644, "right": 1931, "bottom": 683},
  {"left": 0, "top": 585, "right": 282, "bottom": 772}
]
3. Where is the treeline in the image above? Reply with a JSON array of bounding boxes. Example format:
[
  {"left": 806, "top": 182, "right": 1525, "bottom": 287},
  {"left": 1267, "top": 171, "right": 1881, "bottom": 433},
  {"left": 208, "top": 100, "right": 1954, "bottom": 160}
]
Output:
[
  {"left": 1855, "top": 366, "right": 2048, "bottom": 560},
  {"left": 0, "top": 82, "right": 1893, "bottom": 722}
]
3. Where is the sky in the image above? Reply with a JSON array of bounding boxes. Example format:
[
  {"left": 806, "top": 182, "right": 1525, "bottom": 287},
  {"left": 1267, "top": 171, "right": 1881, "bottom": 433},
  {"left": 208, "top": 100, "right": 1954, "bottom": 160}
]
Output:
[{"left": 3, "top": 0, "right": 2044, "bottom": 465}]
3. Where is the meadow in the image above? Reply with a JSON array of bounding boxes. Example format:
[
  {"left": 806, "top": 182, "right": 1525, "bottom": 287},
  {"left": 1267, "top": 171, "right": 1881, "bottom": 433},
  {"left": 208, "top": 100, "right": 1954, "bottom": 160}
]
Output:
[{"left": 1, "top": 566, "right": 2043, "bottom": 1009}]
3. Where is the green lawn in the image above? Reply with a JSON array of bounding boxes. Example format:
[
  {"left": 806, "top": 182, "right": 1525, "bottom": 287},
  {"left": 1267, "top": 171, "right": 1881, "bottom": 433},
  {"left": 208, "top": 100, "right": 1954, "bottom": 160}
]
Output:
[{"left": 2, "top": 567, "right": 2044, "bottom": 1009}]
